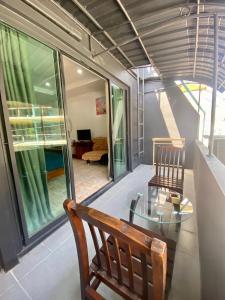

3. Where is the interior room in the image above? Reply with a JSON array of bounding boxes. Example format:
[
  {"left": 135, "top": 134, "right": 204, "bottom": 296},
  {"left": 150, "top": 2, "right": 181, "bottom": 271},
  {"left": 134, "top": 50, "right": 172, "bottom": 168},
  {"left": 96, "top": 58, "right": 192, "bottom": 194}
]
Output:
[{"left": 62, "top": 56, "right": 111, "bottom": 203}]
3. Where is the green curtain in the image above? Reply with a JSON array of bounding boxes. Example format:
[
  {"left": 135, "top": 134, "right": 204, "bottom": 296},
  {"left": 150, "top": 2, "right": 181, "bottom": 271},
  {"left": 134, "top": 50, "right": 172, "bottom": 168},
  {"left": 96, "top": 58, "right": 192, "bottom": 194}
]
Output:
[{"left": 0, "top": 25, "right": 53, "bottom": 235}]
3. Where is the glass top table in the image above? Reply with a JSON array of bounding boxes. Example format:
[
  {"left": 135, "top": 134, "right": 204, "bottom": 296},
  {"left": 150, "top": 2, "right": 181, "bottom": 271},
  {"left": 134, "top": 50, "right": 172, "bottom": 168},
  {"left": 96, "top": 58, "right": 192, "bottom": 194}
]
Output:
[{"left": 130, "top": 187, "right": 193, "bottom": 225}]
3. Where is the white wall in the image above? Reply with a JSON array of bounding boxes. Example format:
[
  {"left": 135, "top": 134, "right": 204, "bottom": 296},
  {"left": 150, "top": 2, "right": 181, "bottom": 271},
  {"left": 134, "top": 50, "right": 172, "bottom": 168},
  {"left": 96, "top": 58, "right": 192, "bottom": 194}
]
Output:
[{"left": 66, "top": 79, "right": 107, "bottom": 140}]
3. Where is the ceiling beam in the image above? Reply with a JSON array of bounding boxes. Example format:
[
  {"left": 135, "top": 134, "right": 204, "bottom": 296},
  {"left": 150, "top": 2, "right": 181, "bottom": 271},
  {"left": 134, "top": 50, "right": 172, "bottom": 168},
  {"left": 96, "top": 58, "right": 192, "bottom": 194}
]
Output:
[
  {"left": 148, "top": 41, "right": 218, "bottom": 54},
  {"left": 92, "top": 2, "right": 196, "bottom": 36},
  {"left": 153, "top": 47, "right": 220, "bottom": 61},
  {"left": 162, "top": 70, "right": 213, "bottom": 79},
  {"left": 158, "top": 60, "right": 214, "bottom": 69},
  {"left": 141, "top": 24, "right": 225, "bottom": 45},
  {"left": 160, "top": 66, "right": 225, "bottom": 78},
  {"left": 115, "top": 0, "right": 158, "bottom": 73},
  {"left": 148, "top": 41, "right": 225, "bottom": 56},
  {"left": 162, "top": 69, "right": 224, "bottom": 82},
  {"left": 92, "top": 2, "right": 225, "bottom": 36},
  {"left": 144, "top": 33, "right": 215, "bottom": 48},
  {"left": 193, "top": 0, "right": 201, "bottom": 78},
  {"left": 71, "top": 0, "right": 135, "bottom": 67},
  {"left": 155, "top": 54, "right": 214, "bottom": 65},
  {"left": 92, "top": 12, "right": 220, "bottom": 59}
]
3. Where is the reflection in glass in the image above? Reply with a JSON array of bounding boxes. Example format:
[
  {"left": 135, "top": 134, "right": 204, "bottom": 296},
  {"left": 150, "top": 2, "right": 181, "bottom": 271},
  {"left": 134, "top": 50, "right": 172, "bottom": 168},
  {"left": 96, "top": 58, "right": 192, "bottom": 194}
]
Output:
[
  {"left": 0, "top": 24, "right": 70, "bottom": 236},
  {"left": 111, "top": 84, "right": 127, "bottom": 178}
]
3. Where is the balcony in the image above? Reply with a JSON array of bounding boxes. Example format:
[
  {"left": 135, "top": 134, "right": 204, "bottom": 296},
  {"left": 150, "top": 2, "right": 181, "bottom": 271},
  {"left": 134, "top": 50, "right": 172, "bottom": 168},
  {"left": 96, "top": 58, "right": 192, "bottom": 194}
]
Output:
[
  {"left": 0, "top": 163, "right": 200, "bottom": 300},
  {"left": 0, "top": 0, "right": 225, "bottom": 300}
]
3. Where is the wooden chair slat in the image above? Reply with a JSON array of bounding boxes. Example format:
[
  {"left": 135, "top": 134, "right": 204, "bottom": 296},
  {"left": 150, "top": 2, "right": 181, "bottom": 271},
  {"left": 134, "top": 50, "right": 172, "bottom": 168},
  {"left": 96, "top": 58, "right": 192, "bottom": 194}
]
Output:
[
  {"left": 141, "top": 254, "right": 148, "bottom": 299},
  {"left": 98, "top": 229, "right": 112, "bottom": 277},
  {"left": 176, "top": 149, "right": 180, "bottom": 182},
  {"left": 167, "top": 150, "right": 171, "bottom": 178},
  {"left": 89, "top": 224, "right": 102, "bottom": 268},
  {"left": 111, "top": 236, "right": 123, "bottom": 285},
  {"left": 91, "top": 259, "right": 153, "bottom": 299},
  {"left": 163, "top": 148, "right": 167, "bottom": 178},
  {"left": 124, "top": 244, "right": 135, "bottom": 292}
]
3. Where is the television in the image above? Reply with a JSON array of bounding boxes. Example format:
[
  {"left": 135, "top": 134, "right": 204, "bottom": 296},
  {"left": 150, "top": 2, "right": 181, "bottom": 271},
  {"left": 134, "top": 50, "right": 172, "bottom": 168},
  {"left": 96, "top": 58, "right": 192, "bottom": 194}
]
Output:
[{"left": 77, "top": 129, "right": 91, "bottom": 141}]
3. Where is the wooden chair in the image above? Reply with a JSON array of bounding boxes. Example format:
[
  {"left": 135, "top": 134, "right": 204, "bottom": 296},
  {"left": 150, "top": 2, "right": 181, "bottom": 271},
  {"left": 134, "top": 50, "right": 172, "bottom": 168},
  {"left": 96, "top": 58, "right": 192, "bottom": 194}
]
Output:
[
  {"left": 149, "top": 145, "right": 185, "bottom": 194},
  {"left": 64, "top": 199, "right": 167, "bottom": 300}
]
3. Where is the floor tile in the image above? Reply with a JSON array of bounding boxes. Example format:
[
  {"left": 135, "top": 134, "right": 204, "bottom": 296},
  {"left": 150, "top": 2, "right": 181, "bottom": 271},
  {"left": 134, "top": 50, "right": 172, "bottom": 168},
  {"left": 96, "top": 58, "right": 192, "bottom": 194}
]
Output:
[
  {"left": 0, "top": 281, "right": 31, "bottom": 300},
  {"left": 0, "top": 271, "right": 17, "bottom": 296},
  {"left": 42, "top": 222, "right": 72, "bottom": 252},
  {"left": 171, "top": 250, "right": 201, "bottom": 299},
  {"left": 12, "top": 243, "right": 51, "bottom": 280},
  {"left": 176, "top": 229, "right": 198, "bottom": 255},
  {"left": 19, "top": 247, "right": 80, "bottom": 300}
]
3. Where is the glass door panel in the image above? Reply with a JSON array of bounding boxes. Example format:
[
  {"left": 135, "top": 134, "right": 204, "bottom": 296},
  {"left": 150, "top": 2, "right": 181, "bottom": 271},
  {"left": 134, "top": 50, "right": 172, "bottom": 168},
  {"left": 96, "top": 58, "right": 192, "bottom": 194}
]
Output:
[
  {"left": 111, "top": 84, "right": 127, "bottom": 178},
  {"left": 0, "top": 24, "right": 71, "bottom": 237}
]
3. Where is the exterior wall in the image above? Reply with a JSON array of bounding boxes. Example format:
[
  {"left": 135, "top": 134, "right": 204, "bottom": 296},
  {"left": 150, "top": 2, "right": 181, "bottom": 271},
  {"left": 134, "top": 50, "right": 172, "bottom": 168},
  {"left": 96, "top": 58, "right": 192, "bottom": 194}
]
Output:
[
  {"left": 194, "top": 141, "right": 225, "bottom": 300},
  {"left": 0, "top": 0, "right": 139, "bottom": 270},
  {"left": 0, "top": 127, "right": 22, "bottom": 270},
  {"left": 143, "top": 81, "right": 167, "bottom": 164},
  {"left": 0, "top": 0, "right": 139, "bottom": 169},
  {"left": 143, "top": 80, "right": 199, "bottom": 168}
]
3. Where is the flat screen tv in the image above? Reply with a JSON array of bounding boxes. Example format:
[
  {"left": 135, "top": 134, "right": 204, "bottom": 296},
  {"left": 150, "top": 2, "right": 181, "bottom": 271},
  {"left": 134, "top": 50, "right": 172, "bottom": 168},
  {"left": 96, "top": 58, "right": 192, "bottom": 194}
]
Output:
[{"left": 77, "top": 129, "right": 91, "bottom": 141}]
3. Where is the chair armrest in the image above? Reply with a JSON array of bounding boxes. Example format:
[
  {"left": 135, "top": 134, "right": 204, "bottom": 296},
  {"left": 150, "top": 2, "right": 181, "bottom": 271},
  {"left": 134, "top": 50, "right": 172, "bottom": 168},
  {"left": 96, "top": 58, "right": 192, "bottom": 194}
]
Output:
[{"left": 85, "top": 286, "right": 106, "bottom": 300}]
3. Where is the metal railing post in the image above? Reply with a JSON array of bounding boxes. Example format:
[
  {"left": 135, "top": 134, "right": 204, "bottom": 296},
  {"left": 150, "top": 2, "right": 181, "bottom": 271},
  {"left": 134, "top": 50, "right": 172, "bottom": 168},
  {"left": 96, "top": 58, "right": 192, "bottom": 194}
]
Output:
[{"left": 209, "top": 14, "right": 218, "bottom": 156}]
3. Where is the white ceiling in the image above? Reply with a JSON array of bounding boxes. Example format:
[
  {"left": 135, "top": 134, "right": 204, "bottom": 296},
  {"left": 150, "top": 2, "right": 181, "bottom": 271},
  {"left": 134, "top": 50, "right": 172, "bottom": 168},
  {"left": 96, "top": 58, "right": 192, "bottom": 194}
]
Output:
[{"left": 62, "top": 55, "right": 103, "bottom": 90}]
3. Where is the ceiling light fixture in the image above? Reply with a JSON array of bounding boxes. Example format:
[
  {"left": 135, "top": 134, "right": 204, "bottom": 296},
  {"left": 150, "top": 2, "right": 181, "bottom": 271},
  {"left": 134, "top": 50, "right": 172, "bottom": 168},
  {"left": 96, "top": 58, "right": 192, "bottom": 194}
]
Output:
[
  {"left": 45, "top": 82, "right": 50, "bottom": 87},
  {"left": 77, "top": 69, "right": 83, "bottom": 74}
]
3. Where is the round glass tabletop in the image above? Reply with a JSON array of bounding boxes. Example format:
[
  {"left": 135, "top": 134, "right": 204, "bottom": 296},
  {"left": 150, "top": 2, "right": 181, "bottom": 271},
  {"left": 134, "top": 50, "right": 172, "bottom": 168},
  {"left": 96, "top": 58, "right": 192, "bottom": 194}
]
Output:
[{"left": 130, "top": 187, "right": 193, "bottom": 224}]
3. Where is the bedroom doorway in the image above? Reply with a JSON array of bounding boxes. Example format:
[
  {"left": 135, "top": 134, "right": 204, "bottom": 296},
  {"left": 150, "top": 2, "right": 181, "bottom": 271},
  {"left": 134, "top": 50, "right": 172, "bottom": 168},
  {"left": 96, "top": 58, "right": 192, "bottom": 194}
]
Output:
[{"left": 62, "top": 56, "right": 112, "bottom": 203}]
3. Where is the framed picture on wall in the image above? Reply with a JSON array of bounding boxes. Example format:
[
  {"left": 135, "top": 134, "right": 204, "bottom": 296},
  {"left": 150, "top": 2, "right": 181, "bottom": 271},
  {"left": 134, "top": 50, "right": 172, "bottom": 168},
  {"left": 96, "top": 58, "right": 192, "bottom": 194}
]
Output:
[{"left": 96, "top": 96, "right": 106, "bottom": 115}]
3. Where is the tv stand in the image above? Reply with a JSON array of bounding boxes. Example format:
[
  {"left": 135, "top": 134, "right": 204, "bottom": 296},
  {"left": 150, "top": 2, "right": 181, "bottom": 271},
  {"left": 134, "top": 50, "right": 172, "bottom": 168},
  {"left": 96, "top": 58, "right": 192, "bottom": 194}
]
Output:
[{"left": 71, "top": 140, "right": 93, "bottom": 159}]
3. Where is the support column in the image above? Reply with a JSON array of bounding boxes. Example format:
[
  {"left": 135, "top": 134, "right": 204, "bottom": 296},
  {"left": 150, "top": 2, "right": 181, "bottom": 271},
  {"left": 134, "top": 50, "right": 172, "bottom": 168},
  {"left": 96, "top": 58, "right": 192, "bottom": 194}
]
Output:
[
  {"left": 197, "top": 83, "right": 201, "bottom": 114},
  {"left": 208, "top": 14, "right": 218, "bottom": 156}
]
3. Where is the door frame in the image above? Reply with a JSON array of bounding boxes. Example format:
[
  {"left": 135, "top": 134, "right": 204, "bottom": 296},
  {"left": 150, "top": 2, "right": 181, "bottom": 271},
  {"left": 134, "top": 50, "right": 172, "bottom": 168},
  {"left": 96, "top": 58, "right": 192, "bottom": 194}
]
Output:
[
  {"left": 109, "top": 82, "right": 131, "bottom": 182},
  {"left": 0, "top": 34, "right": 73, "bottom": 247},
  {"left": 0, "top": 74, "right": 23, "bottom": 270},
  {"left": 59, "top": 53, "right": 114, "bottom": 195}
]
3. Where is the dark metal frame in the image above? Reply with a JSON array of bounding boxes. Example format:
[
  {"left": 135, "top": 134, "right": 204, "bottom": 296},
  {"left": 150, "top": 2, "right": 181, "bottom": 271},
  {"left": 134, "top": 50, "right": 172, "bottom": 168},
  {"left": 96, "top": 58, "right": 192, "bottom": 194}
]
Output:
[
  {"left": 0, "top": 36, "right": 74, "bottom": 247},
  {"left": 109, "top": 82, "right": 131, "bottom": 182},
  {"left": 0, "top": 84, "right": 23, "bottom": 270}
]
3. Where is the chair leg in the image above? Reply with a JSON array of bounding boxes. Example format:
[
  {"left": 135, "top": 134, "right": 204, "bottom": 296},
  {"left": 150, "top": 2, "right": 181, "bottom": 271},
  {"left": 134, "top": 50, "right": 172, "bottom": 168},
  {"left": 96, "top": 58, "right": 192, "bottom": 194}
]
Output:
[
  {"left": 148, "top": 186, "right": 153, "bottom": 215},
  {"left": 129, "top": 195, "right": 140, "bottom": 223}
]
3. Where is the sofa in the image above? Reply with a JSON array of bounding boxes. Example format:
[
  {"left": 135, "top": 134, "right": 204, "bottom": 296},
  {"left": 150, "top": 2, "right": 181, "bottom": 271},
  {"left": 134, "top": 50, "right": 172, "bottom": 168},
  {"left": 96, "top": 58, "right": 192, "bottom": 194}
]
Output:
[{"left": 82, "top": 137, "right": 108, "bottom": 164}]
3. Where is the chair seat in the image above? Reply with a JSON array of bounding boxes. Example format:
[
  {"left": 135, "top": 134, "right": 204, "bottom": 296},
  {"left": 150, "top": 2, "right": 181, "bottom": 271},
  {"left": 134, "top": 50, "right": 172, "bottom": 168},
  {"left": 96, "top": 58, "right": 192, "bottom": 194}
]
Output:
[{"left": 148, "top": 175, "right": 183, "bottom": 193}]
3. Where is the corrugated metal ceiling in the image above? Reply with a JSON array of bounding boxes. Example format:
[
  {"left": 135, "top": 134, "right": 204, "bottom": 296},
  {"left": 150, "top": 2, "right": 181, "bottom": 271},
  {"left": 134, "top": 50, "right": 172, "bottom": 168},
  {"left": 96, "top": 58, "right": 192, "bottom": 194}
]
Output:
[{"left": 54, "top": 0, "right": 225, "bottom": 91}]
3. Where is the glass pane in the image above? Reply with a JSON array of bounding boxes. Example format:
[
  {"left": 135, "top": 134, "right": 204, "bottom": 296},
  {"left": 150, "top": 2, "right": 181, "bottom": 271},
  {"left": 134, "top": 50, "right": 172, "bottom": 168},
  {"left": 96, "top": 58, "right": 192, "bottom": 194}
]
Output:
[
  {"left": 111, "top": 84, "right": 127, "bottom": 178},
  {"left": 0, "top": 24, "right": 70, "bottom": 237}
]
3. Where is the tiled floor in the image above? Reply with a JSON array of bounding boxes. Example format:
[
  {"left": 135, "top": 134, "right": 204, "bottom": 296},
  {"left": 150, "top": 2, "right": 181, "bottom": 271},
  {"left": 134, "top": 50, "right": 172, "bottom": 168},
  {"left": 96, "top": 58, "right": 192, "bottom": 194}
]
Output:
[
  {"left": 0, "top": 165, "right": 201, "bottom": 300},
  {"left": 73, "top": 158, "right": 111, "bottom": 203}
]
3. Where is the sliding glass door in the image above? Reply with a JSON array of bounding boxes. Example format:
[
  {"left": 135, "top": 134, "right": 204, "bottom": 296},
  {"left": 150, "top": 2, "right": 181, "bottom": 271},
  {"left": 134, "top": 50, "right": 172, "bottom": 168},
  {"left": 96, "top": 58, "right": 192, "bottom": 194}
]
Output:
[
  {"left": 0, "top": 24, "right": 71, "bottom": 239},
  {"left": 111, "top": 84, "right": 128, "bottom": 179}
]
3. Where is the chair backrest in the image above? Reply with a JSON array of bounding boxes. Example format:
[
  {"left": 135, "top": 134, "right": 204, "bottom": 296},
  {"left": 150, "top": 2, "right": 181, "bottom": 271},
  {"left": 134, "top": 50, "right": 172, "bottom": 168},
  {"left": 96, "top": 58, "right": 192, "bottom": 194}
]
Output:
[
  {"left": 64, "top": 200, "right": 167, "bottom": 300},
  {"left": 155, "top": 145, "right": 185, "bottom": 183},
  {"left": 92, "top": 137, "right": 108, "bottom": 150}
]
